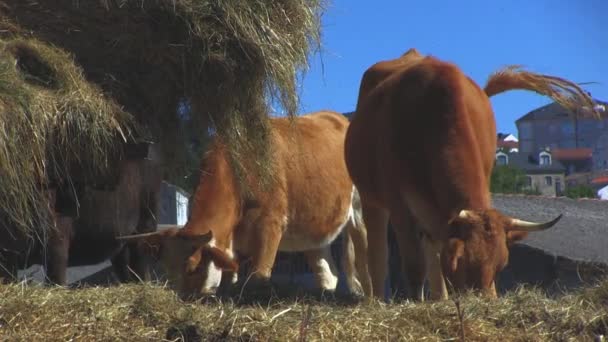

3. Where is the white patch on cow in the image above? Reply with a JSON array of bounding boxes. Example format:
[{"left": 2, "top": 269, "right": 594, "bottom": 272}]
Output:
[
  {"left": 226, "top": 237, "right": 238, "bottom": 284},
  {"left": 201, "top": 238, "right": 223, "bottom": 293},
  {"left": 314, "top": 247, "right": 339, "bottom": 290},
  {"left": 279, "top": 187, "right": 356, "bottom": 252}
]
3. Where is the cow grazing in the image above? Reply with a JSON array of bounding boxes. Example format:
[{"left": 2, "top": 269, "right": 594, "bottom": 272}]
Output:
[
  {"left": 119, "top": 111, "right": 371, "bottom": 300},
  {"left": 345, "top": 48, "right": 598, "bottom": 301},
  {"left": 0, "top": 142, "right": 161, "bottom": 285}
]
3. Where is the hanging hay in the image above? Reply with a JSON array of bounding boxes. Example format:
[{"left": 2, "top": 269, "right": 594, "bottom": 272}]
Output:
[
  {"left": 0, "top": 36, "right": 133, "bottom": 235},
  {"left": 1, "top": 0, "right": 325, "bottom": 196}
]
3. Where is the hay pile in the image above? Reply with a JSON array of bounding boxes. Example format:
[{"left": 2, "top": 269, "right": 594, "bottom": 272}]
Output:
[
  {"left": 0, "top": 280, "right": 606, "bottom": 341},
  {"left": 2, "top": 0, "right": 323, "bottom": 186},
  {"left": 0, "top": 37, "right": 133, "bottom": 234},
  {"left": 0, "top": 0, "right": 324, "bottom": 232}
]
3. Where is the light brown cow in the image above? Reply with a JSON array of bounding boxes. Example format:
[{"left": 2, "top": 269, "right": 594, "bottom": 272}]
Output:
[
  {"left": 345, "top": 48, "right": 598, "bottom": 301},
  {"left": 120, "top": 111, "right": 371, "bottom": 300}
]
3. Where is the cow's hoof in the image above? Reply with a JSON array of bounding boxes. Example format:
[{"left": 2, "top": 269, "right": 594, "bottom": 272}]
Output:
[
  {"left": 341, "top": 291, "right": 366, "bottom": 305},
  {"left": 166, "top": 324, "right": 202, "bottom": 342},
  {"left": 232, "top": 278, "right": 275, "bottom": 302},
  {"left": 319, "top": 289, "right": 337, "bottom": 303}
]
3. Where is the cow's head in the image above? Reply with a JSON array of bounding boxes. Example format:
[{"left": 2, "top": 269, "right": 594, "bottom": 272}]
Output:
[
  {"left": 441, "top": 209, "right": 561, "bottom": 297},
  {"left": 117, "top": 227, "right": 238, "bottom": 300}
]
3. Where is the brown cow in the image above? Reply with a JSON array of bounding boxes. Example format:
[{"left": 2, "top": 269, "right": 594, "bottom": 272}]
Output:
[
  {"left": 345, "top": 48, "right": 597, "bottom": 301},
  {"left": 119, "top": 111, "right": 371, "bottom": 300}
]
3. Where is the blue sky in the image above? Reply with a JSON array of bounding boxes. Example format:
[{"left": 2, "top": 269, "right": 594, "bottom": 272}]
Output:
[{"left": 295, "top": 0, "right": 607, "bottom": 137}]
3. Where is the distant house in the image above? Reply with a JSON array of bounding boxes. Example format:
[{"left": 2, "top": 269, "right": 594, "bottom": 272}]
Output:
[
  {"left": 516, "top": 100, "right": 607, "bottom": 161},
  {"left": 497, "top": 133, "right": 519, "bottom": 152},
  {"left": 159, "top": 181, "right": 190, "bottom": 225},
  {"left": 550, "top": 148, "right": 593, "bottom": 188},
  {"left": 495, "top": 149, "right": 566, "bottom": 196}
]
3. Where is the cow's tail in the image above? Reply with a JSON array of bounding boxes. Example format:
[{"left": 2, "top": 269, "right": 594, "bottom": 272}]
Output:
[{"left": 484, "top": 65, "right": 599, "bottom": 118}]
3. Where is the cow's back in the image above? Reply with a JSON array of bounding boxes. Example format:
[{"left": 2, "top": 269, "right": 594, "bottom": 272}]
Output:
[
  {"left": 267, "top": 111, "right": 354, "bottom": 251},
  {"left": 347, "top": 55, "right": 496, "bottom": 215}
]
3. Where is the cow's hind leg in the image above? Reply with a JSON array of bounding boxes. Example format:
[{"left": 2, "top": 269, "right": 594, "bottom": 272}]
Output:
[
  {"left": 44, "top": 215, "right": 72, "bottom": 286},
  {"left": 341, "top": 225, "right": 361, "bottom": 295},
  {"left": 342, "top": 213, "right": 372, "bottom": 298},
  {"left": 304, "top": 246, "right": 339, "bottom": 298}
]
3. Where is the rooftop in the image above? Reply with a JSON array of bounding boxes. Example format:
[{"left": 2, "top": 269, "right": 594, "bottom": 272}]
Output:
[
  {"left": 552, "top": 148, "right": 593, "bottom": 161},
  {"left": 498, "top": 151, "right": 566, "bottom": 174},
  {"left": 516, "top": 100, "right": 608, "bottom": 123}
]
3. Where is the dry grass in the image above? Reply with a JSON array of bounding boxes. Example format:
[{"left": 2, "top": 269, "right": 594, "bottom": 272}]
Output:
[
  {"left": 1, "top": 0, "right": 325, "bottom": 194},
  {"left": 0, "top": 37, "right": 133, "bottom": 234},
  {"left": 0, "top": 280, "right": 606, "bottom": 341},
  {"left": 0, "top": 0, "right": 325, "bottom": 234}
]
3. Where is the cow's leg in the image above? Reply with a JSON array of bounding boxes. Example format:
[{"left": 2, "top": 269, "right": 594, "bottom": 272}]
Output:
[
  {"left": 111, "top": 244, "right": 132, "bottom": 283},
  {"left": 343, "top": 216, "right": 372, "bottom": 297},
  {"left": 361, "top": 201, "right": 390, "bottom": 301},
  {"left": 341, "top": 224, "right": 361, "bottom": 295},
  {"left": 390, "top": 211, "right": 426, "bottom": 301},
  {"left": 127, "top": 241, "right": 151, "bottom": 282},
  {"left": 304, "top": 246, "right": 339, "bottom": 294},
  {"left": 422, "top": 237, "right": 448, "bottom": 300},
  {"left": 44, "top": 215, "right": 72, "bottom": 286},
  {"left": 125, "top": 190, "right": 159, "bottom": 283},
  {"left": 242, "top": 216, "right": 283, "bottom": 294}
]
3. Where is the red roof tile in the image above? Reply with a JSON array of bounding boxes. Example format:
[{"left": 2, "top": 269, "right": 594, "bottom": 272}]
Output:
[
  {"left": 591, "top": 176, "right": 608, "bottom": 185},
  {"left": 497, "top": 140, "right": 518, "bottom": 149},
  {"left": 552, "top": 148, "right": 592, "bottom": 161}
]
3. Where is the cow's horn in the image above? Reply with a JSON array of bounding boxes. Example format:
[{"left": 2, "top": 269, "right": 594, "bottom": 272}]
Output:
[
  {"left": 116, "top": 225, "right": 184, "bottom": 240},
  {"left": 189, "top": 230, "right": 214, "bottom": 244},
  {"left": 509, "top": 214, "right": 563, "bottom": 232},
  {"left": 458, "top": 210, "right": 473, "bottom": 218},
  {"left": 116, "top": 231, "right": 165, "bottom": 240}
]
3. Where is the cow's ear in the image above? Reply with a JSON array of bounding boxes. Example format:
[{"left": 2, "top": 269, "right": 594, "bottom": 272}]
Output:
[
  {"left": 445, "top": 239, "right": 464, "bottom": 273},
  {"left": 186, "top": 248, "right": 203, "bottom": 274},
  {"left": 201, "top": 246, "right": 239, "bottom": 272},
  {"left": 117, "top": 228, "right": 179, "bottom": 258}
]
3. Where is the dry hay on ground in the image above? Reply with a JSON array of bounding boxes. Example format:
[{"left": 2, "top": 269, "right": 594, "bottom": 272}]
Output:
[{"left": 0, "top": 280, "right": 606, "bottom": 341}]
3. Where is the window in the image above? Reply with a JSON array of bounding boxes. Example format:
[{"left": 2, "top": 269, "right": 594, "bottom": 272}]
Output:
[
  {"left": 525, "top": 176, "right": 532, "bottom": 187},
  {"left": 539, "top": 152, "right": 552, "bottom": 166},
  {"left": 496, "top": 153, "right": 508, "bottom": 166},
  {"left": 545, "top": 176, "right": 552, "bottom": 186}
]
